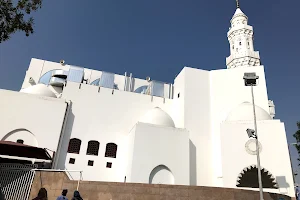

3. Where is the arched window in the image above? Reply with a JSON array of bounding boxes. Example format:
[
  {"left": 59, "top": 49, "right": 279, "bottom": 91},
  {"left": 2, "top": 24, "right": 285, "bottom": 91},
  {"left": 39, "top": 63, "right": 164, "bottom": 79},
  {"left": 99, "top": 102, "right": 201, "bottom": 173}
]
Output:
[
  {"left": 105, "top": 143, "right": 117, "bottom": 158},
  {"left": 39, "top": 69, "right": 61, "bottom": 85},
  {"left": 86, "top": 140, "right": 100, "bottom": 156},
  {"left": 90, "top": 78, "right": 100, "bottom": 86},
  {"left": 68, "top": 138, "right": 81, "bottom": 154}
]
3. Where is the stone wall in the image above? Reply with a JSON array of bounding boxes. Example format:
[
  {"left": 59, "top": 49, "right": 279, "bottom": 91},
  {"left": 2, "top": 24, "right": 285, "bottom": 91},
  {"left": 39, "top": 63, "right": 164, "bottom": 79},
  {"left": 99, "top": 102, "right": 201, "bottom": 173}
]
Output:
[{"left": 29, "top": 171, "right": 292, "bottom": 200}]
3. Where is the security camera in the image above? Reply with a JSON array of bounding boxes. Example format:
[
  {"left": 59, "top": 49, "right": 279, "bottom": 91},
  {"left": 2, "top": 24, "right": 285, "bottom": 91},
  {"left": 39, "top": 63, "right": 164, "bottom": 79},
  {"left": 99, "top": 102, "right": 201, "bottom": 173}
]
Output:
[
  {"left": 246, "top": 128, "right": 257, "bottom": 139},
  {"left": 146, "top": 76, "right": 151, "bottom": 82}
]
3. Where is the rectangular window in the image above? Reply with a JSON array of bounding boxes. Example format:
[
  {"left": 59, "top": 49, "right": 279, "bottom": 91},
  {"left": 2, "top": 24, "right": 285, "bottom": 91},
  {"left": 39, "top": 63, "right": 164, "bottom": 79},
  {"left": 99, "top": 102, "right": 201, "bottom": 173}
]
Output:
[
  {"left": 69, "top": 158, "right": 75, "bottom": 164},
  {"left": 88, "top": 160, "right": 94, "bottom": 166},
  {"left": 106, "top": 162, "right": 112, "bottom": 168}
]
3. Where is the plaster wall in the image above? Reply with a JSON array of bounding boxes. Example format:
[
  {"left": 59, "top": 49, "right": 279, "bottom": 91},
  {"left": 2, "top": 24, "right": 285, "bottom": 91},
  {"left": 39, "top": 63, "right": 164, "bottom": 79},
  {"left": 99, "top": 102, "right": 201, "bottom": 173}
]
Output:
[
  {"left": 59, "top": 82, "right": 174, "bottom": 182},
  {"left": 129, "top": 122, "right": 189, "bottom": 185},
  {"left": 209, "top": 65, "right": 270, "bottom": 185},
  {"left": 220, "top": 120, "right": 295, "bottom": 197},
  {"left": 0, "top": 89, "right": 67, "bottom": 153},
  {"left": 22, "top": 58, "right": 171, "bottom": 98},
  {"left": 179, "top": 67, "right": 212, "bottom": 186}
]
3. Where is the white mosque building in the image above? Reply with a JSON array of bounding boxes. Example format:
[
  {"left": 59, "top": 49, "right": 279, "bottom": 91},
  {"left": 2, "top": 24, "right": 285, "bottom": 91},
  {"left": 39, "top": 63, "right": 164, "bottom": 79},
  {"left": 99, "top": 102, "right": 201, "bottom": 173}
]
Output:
[{"left": 0, "top": 3, "right": 294, "bottom": 198}]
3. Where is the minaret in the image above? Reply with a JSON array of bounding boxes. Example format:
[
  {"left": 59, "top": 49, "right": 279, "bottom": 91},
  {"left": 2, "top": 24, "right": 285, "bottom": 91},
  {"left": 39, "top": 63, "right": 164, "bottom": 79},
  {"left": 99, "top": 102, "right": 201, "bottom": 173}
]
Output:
[{"left": 226, "top": 0, "right": 261, "bottom": 69}]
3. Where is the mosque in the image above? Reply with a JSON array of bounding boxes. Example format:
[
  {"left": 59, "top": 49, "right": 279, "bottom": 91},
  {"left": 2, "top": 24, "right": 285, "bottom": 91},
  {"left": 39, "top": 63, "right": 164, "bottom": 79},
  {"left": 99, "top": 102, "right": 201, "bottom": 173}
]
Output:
[{"left": 0, "top": 1, "right": 294, "bottom": 198}]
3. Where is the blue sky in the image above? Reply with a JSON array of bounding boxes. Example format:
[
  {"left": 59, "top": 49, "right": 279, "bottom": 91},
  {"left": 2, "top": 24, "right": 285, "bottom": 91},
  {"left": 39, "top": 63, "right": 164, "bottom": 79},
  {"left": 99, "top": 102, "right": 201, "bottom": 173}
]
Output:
[{"left": 0, "top": 0, "right": 299, "bottom": 183}]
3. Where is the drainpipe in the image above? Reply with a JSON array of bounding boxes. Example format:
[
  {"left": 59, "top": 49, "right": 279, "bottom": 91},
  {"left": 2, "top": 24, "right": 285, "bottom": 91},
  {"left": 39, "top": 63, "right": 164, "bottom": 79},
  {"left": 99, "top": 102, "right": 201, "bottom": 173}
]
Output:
[{"left": 52, "top": 100, "right": 72, "bottom": 169}]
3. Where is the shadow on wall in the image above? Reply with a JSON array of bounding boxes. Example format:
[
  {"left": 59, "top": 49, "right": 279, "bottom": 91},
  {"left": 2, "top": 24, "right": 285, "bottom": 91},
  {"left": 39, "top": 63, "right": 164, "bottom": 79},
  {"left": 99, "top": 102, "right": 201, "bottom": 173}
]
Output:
[
  {"left": 276, "top": 176, "right": 291, "bottom": 195},
  {"left": 149, "top": 165, "right": 174, "bottom": 184},
  {"left": 1, "top": 129, "right": 38, "bottom": 147},
  {"left": 189, "top": 140, "right": 197, "bottom": 185},
  {"left": 56, "top": 107, "right": 75, "bottom": 170}
]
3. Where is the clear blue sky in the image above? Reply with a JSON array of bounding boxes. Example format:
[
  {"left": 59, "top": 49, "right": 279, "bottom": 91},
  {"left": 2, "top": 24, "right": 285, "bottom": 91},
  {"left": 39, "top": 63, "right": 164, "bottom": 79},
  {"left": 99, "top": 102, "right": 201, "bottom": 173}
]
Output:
[{"left": 0, "top": 0, "right": 299, "bottom": 183}]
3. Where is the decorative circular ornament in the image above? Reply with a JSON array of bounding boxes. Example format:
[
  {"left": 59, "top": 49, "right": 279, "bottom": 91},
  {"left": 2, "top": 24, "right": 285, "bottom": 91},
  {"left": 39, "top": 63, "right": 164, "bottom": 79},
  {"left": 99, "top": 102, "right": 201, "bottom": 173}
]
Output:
[{"left": 245, "top": 139, "right": 262, "bottom": 155}]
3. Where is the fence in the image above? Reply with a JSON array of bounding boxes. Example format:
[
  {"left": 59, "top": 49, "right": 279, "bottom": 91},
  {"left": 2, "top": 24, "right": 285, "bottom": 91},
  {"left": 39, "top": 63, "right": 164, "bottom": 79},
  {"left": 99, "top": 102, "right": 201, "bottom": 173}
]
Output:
[{"left": 0, "top": 163, "right": 37, "bottom": 200}]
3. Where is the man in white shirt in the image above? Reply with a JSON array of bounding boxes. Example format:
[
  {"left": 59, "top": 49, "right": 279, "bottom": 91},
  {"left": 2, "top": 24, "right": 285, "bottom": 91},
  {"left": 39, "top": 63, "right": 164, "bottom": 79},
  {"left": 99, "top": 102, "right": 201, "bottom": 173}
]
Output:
[{"left": 56, "top": 189, "right": 68, "bottom": 200}]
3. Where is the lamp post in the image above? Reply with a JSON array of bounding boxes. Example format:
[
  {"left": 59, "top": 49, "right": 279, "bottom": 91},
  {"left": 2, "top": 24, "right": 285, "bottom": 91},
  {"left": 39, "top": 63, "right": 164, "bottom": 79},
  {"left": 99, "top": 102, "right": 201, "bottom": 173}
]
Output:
[{"left": 243, "top": 72, "right": 264, "bottom": 200}]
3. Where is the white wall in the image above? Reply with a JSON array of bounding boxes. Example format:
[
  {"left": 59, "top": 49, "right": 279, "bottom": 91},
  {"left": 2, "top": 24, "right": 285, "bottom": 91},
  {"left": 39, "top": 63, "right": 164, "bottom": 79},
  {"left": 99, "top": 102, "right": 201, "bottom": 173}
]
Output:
[
  {"left": 179, "top": 67, "right": 212, "bottom": 186},
  {"left": 220, "top": 120, "right": 295, "bottom": 197},
  {"left": 60, "top": 82, "right": 174, "bottom": 182},
  {"left": 129, "top": 122, "right": 189, "bottom": 185},
  {"left": 22, "top": 58, "right": 171, "bottom": 98},
  {"left": 0, "top": 89, "right": 67, "bottom": 153},
  {"left": 209, "top": 65, "right": 270, "bottom": 185}
]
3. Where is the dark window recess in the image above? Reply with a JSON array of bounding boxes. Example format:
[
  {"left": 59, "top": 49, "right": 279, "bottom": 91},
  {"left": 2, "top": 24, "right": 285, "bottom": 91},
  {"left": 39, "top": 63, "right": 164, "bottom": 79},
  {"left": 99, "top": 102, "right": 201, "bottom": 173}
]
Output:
[
  {"left": 86, "top": 141, "right": 100, "bottom": 156},
  {"left": 105, "top": 143, "right": 118, "bottom": 158},
  {"left": 69, "top": 158, "right": 75, "bottom": 164},
  {"left": 16, "top": 139, "right": 24, "bottom": 144},
  {"left": 236, "top": 166, "right": 278, "bottom": 189},
  {"left": 177, "top": 93, "right": 180, "bottom": 98},
  {"left": 68, "top": 138, "right": 82, "bottom": 154},
  {"left": 106, "top": 162, "right": 112, "bottom": 168},
  {"left": 88, "top": 160, "right": 94, "bottom": 166}
]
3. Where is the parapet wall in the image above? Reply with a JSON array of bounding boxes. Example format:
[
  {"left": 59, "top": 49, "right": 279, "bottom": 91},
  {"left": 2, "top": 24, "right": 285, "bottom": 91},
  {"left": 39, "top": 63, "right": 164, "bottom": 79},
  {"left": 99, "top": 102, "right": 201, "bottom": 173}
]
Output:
[{"left": 29, "top": 171, "right": 292, "bottom": 200}]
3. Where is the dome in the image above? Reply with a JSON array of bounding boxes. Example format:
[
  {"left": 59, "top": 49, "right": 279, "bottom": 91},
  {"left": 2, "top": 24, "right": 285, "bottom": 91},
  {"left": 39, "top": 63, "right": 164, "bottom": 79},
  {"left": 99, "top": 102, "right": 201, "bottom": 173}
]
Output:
[
  {"left": 226, "top": 102, "right": 271, "bottom": 121},
  {"left": 20, "top": 84, "right": 57, "bottom": 98},
  {"left": 139, "top": 107, "right": 175, "bottom": 128}
]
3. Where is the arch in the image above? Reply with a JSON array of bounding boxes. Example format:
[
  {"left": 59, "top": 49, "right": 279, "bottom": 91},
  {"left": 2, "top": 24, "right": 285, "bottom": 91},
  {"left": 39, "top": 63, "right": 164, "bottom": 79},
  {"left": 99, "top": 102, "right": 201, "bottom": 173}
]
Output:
[
  {"left": 67, "top": 138, "right": 82, "bottom": 154},
  {"left": 236, "top": 165, "right": 278, "bottom": 189},
  {"left": 1, "top": 128, "right": 38, "bottom": 147},
  {"left": 86, "top": 140, "right": 100, "bottom": 156},
  {"left": 134, "top": 85, "right": 148, "bottom": 94},
  {"left": 105, "top": 143, "right": 117, "bottom": 158},
  {"left": 90, "top": 78, "right": 100, "bottom": 86},
  {"left": 149, "top": 165, "right": 174, "bottom": 184},
  {"left": 38, "top": 69, "right": 62, "bottom": 85}
]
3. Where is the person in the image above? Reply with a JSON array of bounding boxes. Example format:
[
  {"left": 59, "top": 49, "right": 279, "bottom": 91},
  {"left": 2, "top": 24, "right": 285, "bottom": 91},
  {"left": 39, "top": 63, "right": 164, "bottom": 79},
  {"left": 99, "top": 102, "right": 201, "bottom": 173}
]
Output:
[
  {"left": 32, "top": 188, "right": 48, "bottom": 200},
  {"left": 71, "top": 191, "right": 83, "bottom": 200},
  {"left": 56, "top": 189, "right": 68, "bottom": 200},
  {"left": 296, "top": 185, "right": 300, "bottom": 200},
  {"left": 0, "top": 187, "right": 5, "bottom": 200}
]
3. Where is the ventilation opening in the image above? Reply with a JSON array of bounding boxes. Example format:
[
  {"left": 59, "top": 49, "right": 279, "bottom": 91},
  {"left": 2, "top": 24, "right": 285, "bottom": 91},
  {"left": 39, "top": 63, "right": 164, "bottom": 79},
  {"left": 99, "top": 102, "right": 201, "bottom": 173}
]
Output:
[
  {"left": 88, "top": 160, "right": 94, "bottom": 166},
  {"left": 106, "top": 162, "right": 112, "bottom": 168},
  {"left": 69, "top": 158, "right": 75, "bottom": 164}
]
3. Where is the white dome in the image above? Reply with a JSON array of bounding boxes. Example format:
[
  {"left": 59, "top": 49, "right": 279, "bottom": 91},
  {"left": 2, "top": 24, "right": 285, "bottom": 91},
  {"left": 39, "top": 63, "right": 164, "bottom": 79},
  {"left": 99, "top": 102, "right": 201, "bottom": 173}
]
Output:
[
  {"left": 20, "top": 84, "right": 57, "bottom": 98},
  {"left": 140, "top": 107, "right": 175, "bottom": 128},
  {"left": 226, "top": 102, "right": 271, "bottom": 121}
]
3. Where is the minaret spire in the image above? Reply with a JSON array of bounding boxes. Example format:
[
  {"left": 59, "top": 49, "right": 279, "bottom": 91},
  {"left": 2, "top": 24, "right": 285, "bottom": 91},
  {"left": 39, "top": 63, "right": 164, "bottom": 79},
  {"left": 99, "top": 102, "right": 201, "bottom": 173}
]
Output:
[
  {"left": 226, "top": 0, "right": 261, "bottom": 69},
  {"left": 236, "top": 0, "right": 240, "bottom": 8}
]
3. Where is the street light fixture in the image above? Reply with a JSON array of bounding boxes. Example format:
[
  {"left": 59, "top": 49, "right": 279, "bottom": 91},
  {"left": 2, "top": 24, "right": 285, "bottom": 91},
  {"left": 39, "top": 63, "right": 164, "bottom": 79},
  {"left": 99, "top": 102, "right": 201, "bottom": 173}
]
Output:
[{"left": 244, "top": 72, "right": 264, "bottom": 200}]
